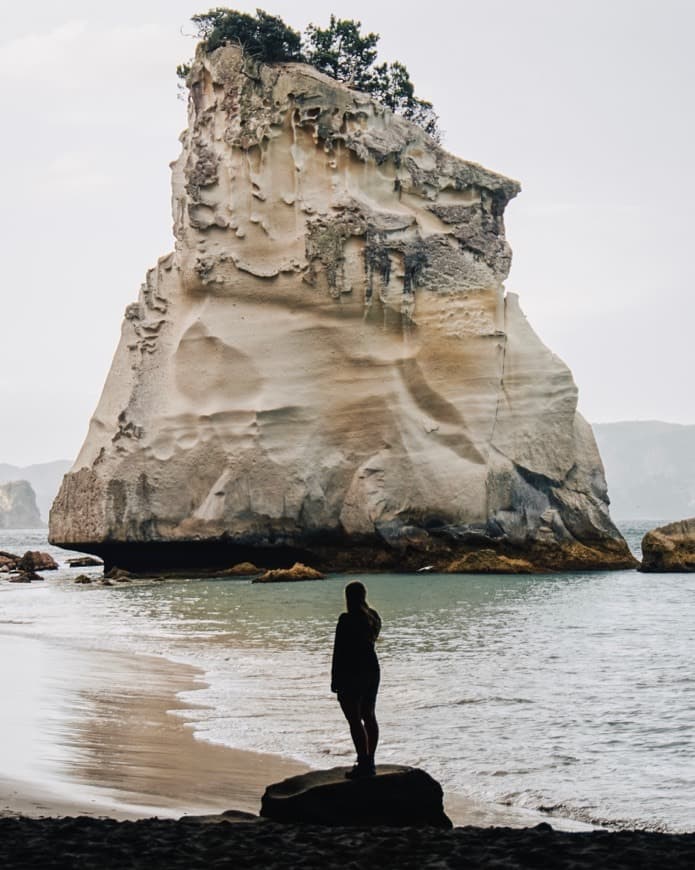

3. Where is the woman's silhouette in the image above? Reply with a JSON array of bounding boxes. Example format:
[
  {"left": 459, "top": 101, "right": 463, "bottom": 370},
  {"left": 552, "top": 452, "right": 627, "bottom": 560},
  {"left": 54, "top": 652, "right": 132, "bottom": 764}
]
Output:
[{"left": 331, "top": 581, "right": 382, "bottom": 778}]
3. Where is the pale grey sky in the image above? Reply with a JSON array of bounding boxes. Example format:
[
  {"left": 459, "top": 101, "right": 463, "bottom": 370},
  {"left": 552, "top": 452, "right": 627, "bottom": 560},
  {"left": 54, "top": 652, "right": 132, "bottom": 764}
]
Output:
[{"left": 1, "top": 0, "right": 693, "bottom": 465}]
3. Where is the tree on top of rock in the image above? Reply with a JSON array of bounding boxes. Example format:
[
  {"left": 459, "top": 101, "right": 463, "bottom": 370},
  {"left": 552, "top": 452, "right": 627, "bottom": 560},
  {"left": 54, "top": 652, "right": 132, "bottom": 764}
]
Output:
[
  {"left": 364, "top": 60, "right": 440, "bottom": 140},
  {"left": 180, "top": 8, "right": 440, "bottom": 140},
  {"left": 303, "top": 16, "right": 440, "bottom": 140},
  {"left": 190, "top": 7, "right": 303, "bottom": 61},
  {"left": 303, "top": 15, "right": 380, "bottom": 92}
]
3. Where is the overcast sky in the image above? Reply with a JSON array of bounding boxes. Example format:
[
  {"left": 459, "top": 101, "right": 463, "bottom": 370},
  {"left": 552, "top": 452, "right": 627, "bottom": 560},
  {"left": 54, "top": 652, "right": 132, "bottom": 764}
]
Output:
[{"left": 1, "top": 0, "right": 693, "bottom": 466}]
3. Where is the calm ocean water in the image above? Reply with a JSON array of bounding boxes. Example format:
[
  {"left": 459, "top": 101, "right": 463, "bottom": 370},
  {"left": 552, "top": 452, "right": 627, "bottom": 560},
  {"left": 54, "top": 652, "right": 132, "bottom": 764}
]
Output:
[{"left": 1, "top": 523, "right": 693, "bottom": 832}]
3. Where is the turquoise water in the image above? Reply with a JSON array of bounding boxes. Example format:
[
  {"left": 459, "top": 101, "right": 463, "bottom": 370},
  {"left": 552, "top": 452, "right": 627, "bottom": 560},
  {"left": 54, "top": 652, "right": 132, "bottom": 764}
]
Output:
[{"left": 1, "top": 523, "right": 693, "bottom": 831}]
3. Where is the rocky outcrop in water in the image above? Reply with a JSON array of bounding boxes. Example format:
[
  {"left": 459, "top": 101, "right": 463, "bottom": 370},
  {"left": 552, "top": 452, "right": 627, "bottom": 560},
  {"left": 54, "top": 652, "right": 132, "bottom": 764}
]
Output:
[
  {"left": 253, "top": 562, "right": 325, "bottom": 583},
  {"left": 17, "top": 550, "right": 59, "bottom": 571},
  {"left": 0, "top": 548, "right": 59, "bottom": 582},
  {"left": 67, "top": 556, "right": 103, "bottom": 568},
  {"left": 0, "top": 480, "right": 42, "bottom": 529},
  {"left": 49, "top": 44, "right": 633, "bottom": 573},
  {"left": 640, "top": 518, "right": 695, "bottom": 572}
]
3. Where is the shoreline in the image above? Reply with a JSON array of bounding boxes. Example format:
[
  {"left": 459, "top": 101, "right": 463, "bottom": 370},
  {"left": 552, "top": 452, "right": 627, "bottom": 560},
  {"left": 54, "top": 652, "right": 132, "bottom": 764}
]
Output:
[
  {"left": 0, "top": 630, "right": 593, "bottom": 830},
  {"left": 0, "top": 632, "right": 308, "bottom": 820}
]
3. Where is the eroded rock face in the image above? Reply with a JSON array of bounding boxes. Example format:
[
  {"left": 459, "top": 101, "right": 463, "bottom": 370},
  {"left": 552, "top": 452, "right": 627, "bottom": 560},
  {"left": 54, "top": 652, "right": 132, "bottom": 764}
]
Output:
[
  {"left": 49, "top": 45, "right": 633, "bottom": 572},
  {"left": 641, "top": 519, "right": 695, "bottom": 572}
]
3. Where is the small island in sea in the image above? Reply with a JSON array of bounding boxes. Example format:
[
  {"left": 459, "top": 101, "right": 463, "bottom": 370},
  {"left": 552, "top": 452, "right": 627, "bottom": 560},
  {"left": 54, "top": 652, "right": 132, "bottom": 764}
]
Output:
[
  {"left": 0, "top": 480, "right": 42, "bottom": 529},
  {"left": 2, "top": 9, "right": 694, "bottom": 869},
  {"left": 49, "top": 17, "right": 634, "bottom": 577}
]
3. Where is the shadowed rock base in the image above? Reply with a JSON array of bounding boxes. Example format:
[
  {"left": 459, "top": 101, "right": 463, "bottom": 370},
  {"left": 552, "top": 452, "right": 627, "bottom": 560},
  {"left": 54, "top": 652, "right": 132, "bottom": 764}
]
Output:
[
  {"left": 261, "top": 766, "right": 452, "bottom": 828},
  {"left": 51, "top": 537, "right": 637, "bottom": 576}
]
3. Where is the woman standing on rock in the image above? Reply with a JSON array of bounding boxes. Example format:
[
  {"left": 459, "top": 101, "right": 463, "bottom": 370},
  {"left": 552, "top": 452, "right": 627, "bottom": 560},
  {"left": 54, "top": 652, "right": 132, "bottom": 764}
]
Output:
[{"left": 331, "top": 580, "right": 382, "bottom": 778}]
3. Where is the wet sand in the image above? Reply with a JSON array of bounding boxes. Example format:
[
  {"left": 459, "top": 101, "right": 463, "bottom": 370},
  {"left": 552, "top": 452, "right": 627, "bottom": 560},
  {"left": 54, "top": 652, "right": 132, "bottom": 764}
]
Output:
[
  {"left": 0, "top": 631, "right": 568, "bottom": 829},
  {"left": 0, "top": 633, "right": 307, "bottom": 819}
]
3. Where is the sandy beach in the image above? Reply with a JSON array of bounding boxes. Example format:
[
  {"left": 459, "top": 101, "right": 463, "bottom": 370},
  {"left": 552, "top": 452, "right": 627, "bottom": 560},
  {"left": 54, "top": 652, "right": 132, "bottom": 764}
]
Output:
[
  {"left": 0, "top": 632, "right": 308, "bottom": 820},
  {"left": 1, "top": 630, "right": 694, "bottom": 867},
  {"left": 0, "top": 629, "right": 590, "bottom": 830}
]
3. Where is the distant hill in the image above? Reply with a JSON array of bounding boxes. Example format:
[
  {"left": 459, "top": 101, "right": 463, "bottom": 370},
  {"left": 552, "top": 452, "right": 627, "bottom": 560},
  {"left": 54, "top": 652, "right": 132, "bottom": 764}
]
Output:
[
  {"left": 0, "top": 460, "right": 72, "bottom": 523},
  {"left": 592, "top": 422, "right": 695, "bottom": 520}
]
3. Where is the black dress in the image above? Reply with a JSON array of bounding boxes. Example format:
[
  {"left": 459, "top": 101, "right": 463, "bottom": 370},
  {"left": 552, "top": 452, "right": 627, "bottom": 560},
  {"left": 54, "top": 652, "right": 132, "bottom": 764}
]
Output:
[{"left": 330, "top": 608, "right": 381, "bottom": 702}]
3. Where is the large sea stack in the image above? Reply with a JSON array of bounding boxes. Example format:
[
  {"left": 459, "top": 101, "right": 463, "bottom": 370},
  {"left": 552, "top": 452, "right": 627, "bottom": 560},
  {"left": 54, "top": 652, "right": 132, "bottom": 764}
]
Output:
[{"left": 49, "top": 45, "right": 634, "bottom": 573}]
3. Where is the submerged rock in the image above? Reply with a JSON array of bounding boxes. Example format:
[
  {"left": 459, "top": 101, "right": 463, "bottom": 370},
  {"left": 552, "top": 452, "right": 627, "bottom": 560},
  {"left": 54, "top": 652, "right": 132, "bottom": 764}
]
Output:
[
  {"left": 253, "top": 562, "right": 325, "bottom": 583},
  {"left": 640, "top": 519, "right": 695, "bottom": 572},
  {"left": 105, "top": 567, "right": 132, "bottom": 581},
  {"left": 0, "top": 551, "right": 19, "bottom": 572},
  {"left": 227, "top": 561, "right": 261, "bottom": 576},
  {"left": 2, "top": 550, "right": 59, "bottom": 580},
  {"left": 49, "top": 43, "right": 633, "bottom": 574},
  {"left": 260, "top": 765, "right": 452, "bottom": 828},
  {"left": 446, "top": 549, "right": 535, "bottom": 574},
  {"left": 9, "top": 570, "right": 43, "bottom": 583},
  {"left": 67, "top": 556, "right": 103, "bottom": 568}
]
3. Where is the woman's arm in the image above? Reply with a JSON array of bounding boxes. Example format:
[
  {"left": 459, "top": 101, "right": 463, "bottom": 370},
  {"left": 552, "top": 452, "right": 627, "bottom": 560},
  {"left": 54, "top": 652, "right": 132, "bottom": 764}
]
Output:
[{"left": 330, "top": 614, "right": 348, "bottom": 693}]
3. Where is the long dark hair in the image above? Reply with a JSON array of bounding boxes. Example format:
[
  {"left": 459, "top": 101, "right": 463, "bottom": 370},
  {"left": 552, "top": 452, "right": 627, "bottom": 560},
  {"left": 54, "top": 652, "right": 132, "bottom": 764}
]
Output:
[{"left": 345, "top": 581, "right": 380, "bottom": 641}]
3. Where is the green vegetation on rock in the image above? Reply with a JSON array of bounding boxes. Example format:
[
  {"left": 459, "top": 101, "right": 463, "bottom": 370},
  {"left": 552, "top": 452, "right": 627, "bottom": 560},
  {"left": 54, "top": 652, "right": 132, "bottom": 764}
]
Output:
[
  {"left": 179, "top": 8, "right": 440, "bottom": 139},
  {"left": 190, "top": 7, "right": 303, "bottom": 61}
]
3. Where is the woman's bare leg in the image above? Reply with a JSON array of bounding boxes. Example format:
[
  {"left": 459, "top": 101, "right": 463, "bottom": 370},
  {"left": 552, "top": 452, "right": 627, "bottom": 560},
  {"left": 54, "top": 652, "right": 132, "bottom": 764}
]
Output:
[
  {"left": 362, "top": 705, "right": 379, "bottom": 759},
  {"left": 338, "top": 695, "right": 368, "bottom": 758}
]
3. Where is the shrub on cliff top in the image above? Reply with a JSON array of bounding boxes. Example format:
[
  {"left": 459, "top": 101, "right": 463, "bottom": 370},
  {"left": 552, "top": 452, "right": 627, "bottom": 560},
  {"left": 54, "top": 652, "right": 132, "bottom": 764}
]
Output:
[
  {"left": 191, "top": 8, "right": 303, "bottom": 61},
  {"left": 179, "top": 8, "right": 440, "bottom": 140},
  {"left": 304, "top": 15, "right": 440, "bottom": 139},
  {"left": 303, "top": 15, "right": 380, "bottom": 91}
]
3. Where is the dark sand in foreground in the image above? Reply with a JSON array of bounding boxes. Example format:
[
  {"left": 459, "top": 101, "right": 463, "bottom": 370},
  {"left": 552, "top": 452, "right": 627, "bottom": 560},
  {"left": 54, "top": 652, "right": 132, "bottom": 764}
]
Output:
[{"left": 1, "top": 816, "right": 694, "bottom": 869}]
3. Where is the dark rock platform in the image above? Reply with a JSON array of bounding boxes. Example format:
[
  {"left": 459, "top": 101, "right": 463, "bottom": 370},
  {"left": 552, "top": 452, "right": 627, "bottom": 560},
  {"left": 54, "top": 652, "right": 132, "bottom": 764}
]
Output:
[{"left": 260, "top": 765, "right": 452, "bottom": 828}]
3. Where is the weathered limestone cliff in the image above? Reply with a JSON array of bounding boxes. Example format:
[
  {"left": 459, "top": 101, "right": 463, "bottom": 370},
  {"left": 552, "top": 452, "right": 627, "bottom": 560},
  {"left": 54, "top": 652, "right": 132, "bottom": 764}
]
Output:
[{"left": 49, "top": 45, "right": 634, "bottom": 572}]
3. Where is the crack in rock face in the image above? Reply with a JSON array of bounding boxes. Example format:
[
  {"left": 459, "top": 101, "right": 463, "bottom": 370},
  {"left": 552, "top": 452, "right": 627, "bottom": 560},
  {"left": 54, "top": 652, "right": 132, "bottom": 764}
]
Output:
[{"left": 48, "top": 44, "right": 634, "bottom": 573}]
